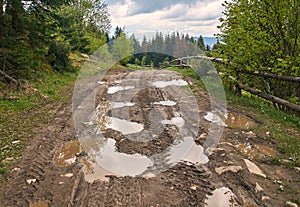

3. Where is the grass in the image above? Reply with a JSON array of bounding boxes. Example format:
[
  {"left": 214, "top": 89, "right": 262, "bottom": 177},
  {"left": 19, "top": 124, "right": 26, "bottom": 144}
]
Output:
[
  {"left": 0, "top": 52, "right": 84, "bottom": 177},
  {"left": 164, "top": 65, "right": 300, "bottom": 167}
]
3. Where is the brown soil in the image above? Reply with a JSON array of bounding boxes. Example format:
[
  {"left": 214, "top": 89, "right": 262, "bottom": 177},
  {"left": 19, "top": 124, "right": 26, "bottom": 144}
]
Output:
[{"left": 0, "top": 69, "right": 299, "bottom": 207}]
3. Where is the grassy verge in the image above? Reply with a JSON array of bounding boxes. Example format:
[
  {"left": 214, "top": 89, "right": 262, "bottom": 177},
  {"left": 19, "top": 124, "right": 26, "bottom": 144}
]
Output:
[
  {"left": 164, "top": 66, "right": 300, "bottom": 167},
  {"left": 0, "top": 52, "right": 85, "bottom": 179}
]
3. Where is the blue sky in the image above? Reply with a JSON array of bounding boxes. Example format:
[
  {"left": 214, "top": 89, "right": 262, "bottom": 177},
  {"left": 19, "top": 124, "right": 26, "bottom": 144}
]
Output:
[{"left": 105, "top": 0, "right": 226, "bottom": 39}]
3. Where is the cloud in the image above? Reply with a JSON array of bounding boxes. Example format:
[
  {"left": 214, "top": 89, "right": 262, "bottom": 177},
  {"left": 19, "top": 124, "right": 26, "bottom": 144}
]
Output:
[
  {"left": 106, "top": 0, "right": 225, "bottom": 39},
  {"left": 108, "top": 0, "right": 207, "bottom": 15}
]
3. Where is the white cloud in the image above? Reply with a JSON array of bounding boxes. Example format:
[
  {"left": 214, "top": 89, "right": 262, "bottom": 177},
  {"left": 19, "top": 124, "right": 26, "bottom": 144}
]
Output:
[{"left": 106, "top": 0, "right": 225, "bottom": 39}]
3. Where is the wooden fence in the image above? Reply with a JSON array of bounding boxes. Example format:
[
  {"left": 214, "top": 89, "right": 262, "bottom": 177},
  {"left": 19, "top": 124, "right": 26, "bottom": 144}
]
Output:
[{"left": 162, "top": 56, "right": 300, "bottom": 113}]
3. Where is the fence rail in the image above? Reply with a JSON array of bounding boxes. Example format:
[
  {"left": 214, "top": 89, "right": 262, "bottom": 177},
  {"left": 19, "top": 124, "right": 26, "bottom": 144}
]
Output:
[{"left": 162, "top": 55, "right": 300, "bottom": 113}]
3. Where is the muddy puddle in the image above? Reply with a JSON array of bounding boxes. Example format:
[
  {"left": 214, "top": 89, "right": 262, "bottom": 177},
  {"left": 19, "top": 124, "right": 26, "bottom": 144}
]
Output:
[
  {"left": 161, "top": 117, "right": 185, "bottom": 128},
  {"left": 152, "top": 79, "right": 188, "bottom": 88},
  {"left": 236, "top": 143, "right": 276, "bottom": 159},
  {"left": 204, "top": 111, "right": 258, "bottom": 130},
  {"left": 107, "top": 86, "right": 135, "bottom": 94},
  {"left": 82, "top": 138, "right": 153, "bottom": 182},
  {"left": 53, "top": 141, "right": 82, "bottom": 167},
  {"left": 205, "top": 187, "right": 238, "bottom": 207},
  {"left": 29, "top": 201, "right": 49, "bottom": 207},
  {"left": 82, "top": 136, "right": 209, "bottom": 182},
  {"left": 153, "top": 100, "right": 177, "bottom": 106},
  {"left": 111, "top": 102, "right": 135, "bottom": 109},
  {"left": 167, "top": 136, "right": 209, "bottom": 165},
  {"left": 105, "top": 117, "right": 144, "bottom": 134}
]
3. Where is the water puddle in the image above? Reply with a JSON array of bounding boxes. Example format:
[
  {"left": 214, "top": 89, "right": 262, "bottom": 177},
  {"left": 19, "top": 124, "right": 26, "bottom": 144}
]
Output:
[
  {"left": 82, "top": 138, "right": 153, "bottom": 182},
  {"left": 95, "top": 101, "right": 143, "bottom": 134},
  {"left": 29, "top": 201, "right": 49, "bottom": 207},
  {"left": 205, "top": 187, "right": 238, "bottom": 207},
  {"left": 236, "top": 143, "right": 276, "bottom": 159},
  {"left": 255, "top": 144, "right": 277, "bottom": 156},
  {"left": 161, "top": 117, "right": 185, "bottom": 128},
  {"left": 165, "top": 136, "right": 209, "bottom": 165},
  {"left": 112, "top": 102, "right": 135, "bottom": 109},
  {"left": 107, "top": 86, "right": 135, "bottom": 94},
  {"left": 53, "top": 141, "right": 82, "bottom": 167},
  {"left": 105, "top": 117, "right": 144, "bottom": 135},
  {"left": 182, "top": 139, "right": 209, "bottom": 164},
  {"left": 226, "top": 112, "right": 258, "bottom": 129},
  {"left": 204, "top": 111, "right": 226, "bottom": 127},
  {"left": 153, "top": 100, "right": 177, "bottom": 106},
  {"left": 204, "top": 111, "right": 258, "bottom": 129},
  {"left": 82, "top": 157, "right": 113, "bottom": 183},
  {"left": 152, "top": 79, "right": 188, "bottom": 88}
]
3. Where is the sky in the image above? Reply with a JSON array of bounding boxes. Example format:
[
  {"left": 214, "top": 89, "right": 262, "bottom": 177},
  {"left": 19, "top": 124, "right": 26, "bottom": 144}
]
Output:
[{"left": 105, "top": 0, "right": 226, "bottom": 40}]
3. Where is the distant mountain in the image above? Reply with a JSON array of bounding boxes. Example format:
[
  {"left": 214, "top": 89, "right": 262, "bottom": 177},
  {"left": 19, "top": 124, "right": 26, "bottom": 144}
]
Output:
[{"left": 193, "top": 36, "right": 218, "bottom": 49}]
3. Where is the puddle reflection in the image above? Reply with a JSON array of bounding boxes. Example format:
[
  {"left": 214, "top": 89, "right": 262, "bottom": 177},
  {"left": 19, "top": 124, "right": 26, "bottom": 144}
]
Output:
[
  {"left": 205, "top": 187, "right": 238, "bottom": 207},
  {"left": 204, "top": 111, "right": 258, "bottom": 130},
  {"left": 152, "top": 79, "right": 188, "bottom": 88},
  {"left": 112, "top": 102, "right": 135, "bottom": 109},
  {"left": 153, "top": 100, "right": 177, "bottom": 106},
  {"left": 83, "top": 138, "right": 153, "bottom": 182},
  {"left": 166, "top": 136, "right": 209, "bottom": 165},
  {"left": 107, "top": 86, "right": 135, "bottom": 94}
]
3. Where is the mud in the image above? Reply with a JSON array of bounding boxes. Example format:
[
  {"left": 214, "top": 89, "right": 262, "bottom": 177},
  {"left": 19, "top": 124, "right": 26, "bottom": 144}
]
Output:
[
  {"left": 53, "top": 141, "right": 82, "bottom": 167},
  {"left": 1, "top": 68, "right": 299, "bottom": 207}
]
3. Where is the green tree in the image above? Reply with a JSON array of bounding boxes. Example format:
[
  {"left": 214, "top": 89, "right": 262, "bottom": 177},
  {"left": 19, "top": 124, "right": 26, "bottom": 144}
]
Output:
[
  {"left": 197, "top": 35, "right": 205, "bottom": 51},
  {"left": 218, "top": 0, "right": 300, "bottom": 100},
  {"left": 111, "top": 33, "right": 134, "bottom": 65}
]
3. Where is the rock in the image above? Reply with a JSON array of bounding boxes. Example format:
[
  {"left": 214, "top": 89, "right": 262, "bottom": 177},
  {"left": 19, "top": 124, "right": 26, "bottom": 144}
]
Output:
[
  {"left": 286, "top": 201, "right": 298, "bottom": 207},
  {"left": 244, "top": 159, "right": 266, "bottom": 178},
  {"left": 59, "top": 182, "right": 64, "bottom": 185},
  {"left": 262, "top": 196, "right": 271, "bottom": 202},
  {"left": 199, "top": 133, "right": 208, "bottom": 139},
  {"left": 190, "top": 185, "right": 197, "bottom": 190},
  {"left": 266, "top": 131, "right": 270, "bottom": 136},
  {"left": 4, "top": 157, "right": 13, "bottom": 162},
  {"left": 142, "top": 173, "right": 156, "bottom": 179},
  {"left": 12, "top": 167, "right": 20, "bottom": 172},
  {"left": 223, "top": 160, "right": 234, "bottom": 165},
  {"left": 279, "top": 185, "right": 284, "bottom": 191},
  {"left": 215, "top": 166, "right": 243, "bottom": 175},
  {"left": 295, "top": 167, "right": 300, "bottom": 172},
  {"left": 255, "top": 182, "right": 264, "bottom": 193},
  {"left": 26, "top": 178, "right": 37, "bottom": 184},
  {"left": 61, "top": 173, "right": 73, "bottom": 178},
  {"left": 220, "top": 142, "right": 234, "bottom": 147}
]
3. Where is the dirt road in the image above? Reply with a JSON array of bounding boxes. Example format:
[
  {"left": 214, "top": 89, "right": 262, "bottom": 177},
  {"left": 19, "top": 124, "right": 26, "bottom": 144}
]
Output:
[{"left": 1, "top": 69, "right": 299, "bottom": 207}]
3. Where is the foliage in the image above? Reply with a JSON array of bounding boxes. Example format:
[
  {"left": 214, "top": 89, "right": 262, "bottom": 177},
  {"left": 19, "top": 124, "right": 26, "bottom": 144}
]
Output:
[
  {"left": 111, "top": 32, "right": 134, "bottom": 65},
  {"left": 0, "top": 0, "right": 111, "bottom": 83},
  {"left": 130, "top": 31, "right": 205, "bottom": 68},
  {"left": 47, "top": 41, "right": 73, "bottom": 72},
  {"left": 217, "top": 0, "right": 300, "bottom": 101}
]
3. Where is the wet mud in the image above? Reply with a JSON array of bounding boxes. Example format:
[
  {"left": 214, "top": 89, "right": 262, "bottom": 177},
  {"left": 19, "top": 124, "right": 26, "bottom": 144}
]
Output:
[{"left": 1, "top": 68, "right": 299, "bottom": 207}]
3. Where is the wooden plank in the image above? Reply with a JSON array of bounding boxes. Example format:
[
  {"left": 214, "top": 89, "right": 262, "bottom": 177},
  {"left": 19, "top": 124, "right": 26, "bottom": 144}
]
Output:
[{"left": 238, "top": 83, "right": 300, "bottom": 113}]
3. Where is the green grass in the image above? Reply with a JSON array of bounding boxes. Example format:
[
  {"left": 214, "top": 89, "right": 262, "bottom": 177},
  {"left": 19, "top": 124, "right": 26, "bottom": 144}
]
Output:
[
  {"left": 165, "top": 65, "right": 300, "bottom": 167},
  {"left": 226, "top": 90, "right": 300, "bottom": 167},
  {"left": 0, "top": 52, "right": 83, "bottom": 177}
]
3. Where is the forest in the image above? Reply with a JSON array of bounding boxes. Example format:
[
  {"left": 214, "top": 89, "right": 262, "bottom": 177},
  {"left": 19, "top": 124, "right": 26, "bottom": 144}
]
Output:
[
  {"left": 0, "top": 0, "right": 299, "bottom": 109},
  {"left": 0, "top": 1, "right": 300, "bottom": 206},
  {"left": 0, "top": 0, "right": 110, "bottom": 84}
]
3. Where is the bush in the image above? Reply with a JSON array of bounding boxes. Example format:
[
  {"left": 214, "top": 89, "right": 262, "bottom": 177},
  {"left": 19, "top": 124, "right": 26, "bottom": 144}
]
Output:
[{"left": 47, "top": 41, "right": 73, "bottom": 72}]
